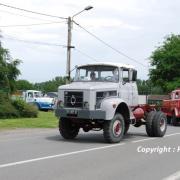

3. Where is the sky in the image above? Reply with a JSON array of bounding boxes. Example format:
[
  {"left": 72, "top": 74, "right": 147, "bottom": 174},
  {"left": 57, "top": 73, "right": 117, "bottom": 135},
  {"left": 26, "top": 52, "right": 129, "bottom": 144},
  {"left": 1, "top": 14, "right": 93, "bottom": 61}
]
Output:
[{"left": 0, "top": 0, "right": 179, "bottom": 83}]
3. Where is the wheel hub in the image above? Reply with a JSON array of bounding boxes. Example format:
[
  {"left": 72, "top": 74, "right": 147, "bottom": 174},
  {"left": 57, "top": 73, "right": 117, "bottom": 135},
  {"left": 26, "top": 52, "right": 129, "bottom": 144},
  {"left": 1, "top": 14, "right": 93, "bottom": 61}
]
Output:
[
  {"left": 113, "top": 120, "right": 122, "bottom": 137},
  {"left": 160, "top": 118, "right": 166, "bottom": 132}
]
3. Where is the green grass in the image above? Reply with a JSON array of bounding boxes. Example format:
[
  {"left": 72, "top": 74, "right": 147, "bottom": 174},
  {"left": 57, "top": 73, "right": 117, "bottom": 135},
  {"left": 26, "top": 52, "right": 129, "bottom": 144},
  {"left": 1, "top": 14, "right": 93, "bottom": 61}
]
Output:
[{"left": 0, "top": 111, "right": 58, "bottom": 129}]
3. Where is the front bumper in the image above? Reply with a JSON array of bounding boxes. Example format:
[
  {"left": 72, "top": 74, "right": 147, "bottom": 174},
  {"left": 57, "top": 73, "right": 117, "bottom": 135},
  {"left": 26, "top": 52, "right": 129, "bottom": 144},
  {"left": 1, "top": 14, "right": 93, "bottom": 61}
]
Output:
[{"left": 55, "top": 108, "right": 105, "bottom": 120}]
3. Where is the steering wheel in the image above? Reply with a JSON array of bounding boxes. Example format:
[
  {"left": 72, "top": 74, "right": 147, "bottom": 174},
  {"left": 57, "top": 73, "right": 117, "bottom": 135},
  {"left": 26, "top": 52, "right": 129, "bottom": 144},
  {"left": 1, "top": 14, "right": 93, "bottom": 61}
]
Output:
[{"left": 104, "top": 76, "right": 113, "bottom": 81}]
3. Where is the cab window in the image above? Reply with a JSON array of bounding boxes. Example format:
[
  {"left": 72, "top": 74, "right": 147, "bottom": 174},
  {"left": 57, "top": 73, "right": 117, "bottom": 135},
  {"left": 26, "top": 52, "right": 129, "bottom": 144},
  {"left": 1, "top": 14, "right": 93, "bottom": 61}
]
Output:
[{"left": 122, "top": 69, "right": 129, "bottom": 82}]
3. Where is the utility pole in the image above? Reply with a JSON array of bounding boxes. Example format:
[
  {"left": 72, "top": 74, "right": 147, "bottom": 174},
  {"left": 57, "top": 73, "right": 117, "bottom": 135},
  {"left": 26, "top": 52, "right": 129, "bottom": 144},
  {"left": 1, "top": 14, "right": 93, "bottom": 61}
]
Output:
[
  {"left": 0, "top": 37, "right": 1, "bottom": 47},
  {"left": 66, "top": 17, "right": 72, "bottom": 84},
  {"left": 66, "top": 6, "right": 93, "bottom": 84}
]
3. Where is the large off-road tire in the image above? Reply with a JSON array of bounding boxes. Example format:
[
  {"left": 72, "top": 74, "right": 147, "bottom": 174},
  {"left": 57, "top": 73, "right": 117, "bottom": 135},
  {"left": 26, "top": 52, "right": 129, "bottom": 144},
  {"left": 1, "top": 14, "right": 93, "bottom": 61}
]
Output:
[
  {"left": 153, "top": 111, "right": 167, "bottom": 137},
  {"left": 146, "top": 111, "right": 156, "bottom": 137},
  {"left": 103, "top": 113, "right": 125, "bottom": 143},
  {"left": 146, "top": 111, "right": 167, "bottom": 137},
  {"left": 59, "top": 118, "right": 79, "bottom": 139},
  {"left": 124, "top": 123, "right": 130, "bottom": 135}
]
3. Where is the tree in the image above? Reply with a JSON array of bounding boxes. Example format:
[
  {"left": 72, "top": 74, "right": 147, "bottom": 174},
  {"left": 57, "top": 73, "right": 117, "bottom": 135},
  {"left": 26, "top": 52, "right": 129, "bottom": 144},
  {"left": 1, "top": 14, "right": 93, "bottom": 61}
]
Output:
[
  {"left": 137, "top": 79, "right": 163, "bottom": 95},
  {"left": 0, "top": 44, "right": 21, "bottom": 94},
  {"left": 34, "top": 76, "right": 66, "bottom": 92},
  {"left": 149, "top": 34, "right": 180, "bottom": 92},
  {"left": 16, "top": 80, "right": 34, "bottom": 90}
]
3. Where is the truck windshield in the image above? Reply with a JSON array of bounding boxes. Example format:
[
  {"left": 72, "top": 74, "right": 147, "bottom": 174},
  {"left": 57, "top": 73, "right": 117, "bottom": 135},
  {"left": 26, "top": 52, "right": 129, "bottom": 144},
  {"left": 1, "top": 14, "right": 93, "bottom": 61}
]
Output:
[
  {"left": 34, "top": 91, "right": 42, "bottom": 98},
  {"left": 74, "top": 65, "right": 119, "bottom": 82}
]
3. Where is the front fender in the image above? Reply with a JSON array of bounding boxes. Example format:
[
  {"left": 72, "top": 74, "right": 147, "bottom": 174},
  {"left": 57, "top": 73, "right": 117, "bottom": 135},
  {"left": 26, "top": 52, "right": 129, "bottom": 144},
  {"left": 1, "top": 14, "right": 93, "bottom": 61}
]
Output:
[{"left": 100, "top": 97, "right": 128, "bottom": 120}]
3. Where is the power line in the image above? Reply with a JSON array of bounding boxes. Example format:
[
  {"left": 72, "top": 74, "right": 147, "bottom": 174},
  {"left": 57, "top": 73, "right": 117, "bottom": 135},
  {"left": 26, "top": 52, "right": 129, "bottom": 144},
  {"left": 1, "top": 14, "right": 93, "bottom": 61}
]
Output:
[
  {"left": 0, "top": 9, "right": 59, "bottom": 22},
  {"left": 0, "top": 21, "right": 66, "bottom": 28},
  {"left": 0, "top": 2, "right": 67, "bottom": 20},
  {"left": 73, "top": 21, "right": 147, "bottom": 68},
  {"left": 74, "top": 48, "right": 98, "bottom": 62},
  {"left": 1, "top": 34, "right": 66, "bottom": 47}
]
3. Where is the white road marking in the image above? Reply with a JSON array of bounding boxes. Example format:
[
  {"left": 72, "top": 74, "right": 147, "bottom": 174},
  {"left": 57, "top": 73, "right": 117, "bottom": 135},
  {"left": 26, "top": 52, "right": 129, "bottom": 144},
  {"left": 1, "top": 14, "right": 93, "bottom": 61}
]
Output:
[
  {"left": 163, "top": 171, "right": 180, "bottom": 180},
  {"left": 132, "top": 137, "right": 157, "bottom": 143},
  {"left": 165, "top": 132, "right": 180, "bottom": 137},
  {"left": 0, "top": 132, "right": 180, "bottom": 169},
  {"left": 0, "top": 143, "right": 125, "bottom": 168},
  {"left": 132, "top": 132, "right": 180, "bottom": 143}
]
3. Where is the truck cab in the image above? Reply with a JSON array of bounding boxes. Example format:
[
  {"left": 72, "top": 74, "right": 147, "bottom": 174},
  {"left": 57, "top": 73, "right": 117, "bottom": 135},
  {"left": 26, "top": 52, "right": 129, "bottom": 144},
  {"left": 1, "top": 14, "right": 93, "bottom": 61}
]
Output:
[
  {"left": 55, "top": 62, "right": 167, "bottom": 143},
  {"left": 162, "top": 89, "right": 180, "bottom": 125}
]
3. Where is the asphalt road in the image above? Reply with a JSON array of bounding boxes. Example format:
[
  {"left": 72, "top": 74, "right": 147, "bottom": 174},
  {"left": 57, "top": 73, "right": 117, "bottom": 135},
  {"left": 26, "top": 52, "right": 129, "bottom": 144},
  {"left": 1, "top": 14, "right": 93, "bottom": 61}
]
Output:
[{"left": 0, "top": 125, "right": 180, "bottom": 180}]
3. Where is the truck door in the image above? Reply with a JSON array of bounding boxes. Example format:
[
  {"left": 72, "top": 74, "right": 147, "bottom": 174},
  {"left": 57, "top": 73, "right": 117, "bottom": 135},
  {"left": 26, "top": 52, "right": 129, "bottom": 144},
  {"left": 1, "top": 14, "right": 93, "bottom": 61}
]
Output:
[
  {"left": 131, "top": 69, "right": 138, "bottom": 106},
  {"left": 120, "top": 68, "right": 132, "bottom": 105},
  {"left": 26, "top": 91, "right": 34, "bottom": 103}
]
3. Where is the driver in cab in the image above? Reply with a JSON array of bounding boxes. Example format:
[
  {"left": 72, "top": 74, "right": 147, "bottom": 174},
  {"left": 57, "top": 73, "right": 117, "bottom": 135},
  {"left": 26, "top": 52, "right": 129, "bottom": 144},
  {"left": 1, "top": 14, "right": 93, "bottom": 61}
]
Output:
[{"left": 90, "top": 71, "right": 96, "bottom": 81}]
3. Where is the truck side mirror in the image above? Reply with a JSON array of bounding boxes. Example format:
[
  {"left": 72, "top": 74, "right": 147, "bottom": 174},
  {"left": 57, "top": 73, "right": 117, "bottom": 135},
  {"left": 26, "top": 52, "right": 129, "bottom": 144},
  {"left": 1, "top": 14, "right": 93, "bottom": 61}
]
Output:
[{"left": 132, "top": 70, "right": 137, "bottom": 81}]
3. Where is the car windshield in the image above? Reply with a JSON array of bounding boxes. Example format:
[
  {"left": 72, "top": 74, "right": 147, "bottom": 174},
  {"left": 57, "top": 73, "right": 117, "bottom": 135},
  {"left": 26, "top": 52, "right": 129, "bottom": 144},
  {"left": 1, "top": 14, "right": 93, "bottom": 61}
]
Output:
[
  {"left": 34, "top": 91, "right": 42, "bottom": 98},
  {"left": 74, "top": 65, "right": 119, "bottom": 82}
]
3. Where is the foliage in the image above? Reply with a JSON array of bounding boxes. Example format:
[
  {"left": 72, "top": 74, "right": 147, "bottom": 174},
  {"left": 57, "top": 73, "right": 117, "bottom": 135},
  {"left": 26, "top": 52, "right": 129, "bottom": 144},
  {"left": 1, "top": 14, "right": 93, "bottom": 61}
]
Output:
[
  {"left": 15, "top": 76, "right": 66, "bottom": 93},
  {"left": 149, "top": 34, "right": 180, "bottom": 92},
  {"left": 0, "top": 92, "right": 38, "bottom": 119},
  {"left": 12, "top": 99, "right": 38, "bottom": 118},
  {"left": 0, "top": 92, "right": 19, "bottom": 118},
  {"left": 0, "top": 44, "right": 38, "bottom": 119},
  {"left": 34, "top": 76, "right": 66, "bottom": 92},
  {"left": 0, "top": 103, "right": 19, "bottom": 119},
  {"left": 137, "top": 79, "right": 164, "bottom": 95},
  {"left": 16, "top": 79, "right": 34, "bottom": 90},
  {"left": 0, "top": 46, "right": 21, "bottom": 94}
]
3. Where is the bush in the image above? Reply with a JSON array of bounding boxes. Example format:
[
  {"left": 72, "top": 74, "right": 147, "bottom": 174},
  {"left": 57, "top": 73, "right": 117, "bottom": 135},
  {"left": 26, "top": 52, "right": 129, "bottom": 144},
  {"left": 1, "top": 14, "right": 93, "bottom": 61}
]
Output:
[
  {"left": 0, "top": 101, "right": 19, "bottom": 119},
  {"left": 0, "top": 93, "right": 38, "bottom": 119},
  {"left": 12, "top": 99, "right": 38, "bottom": 118}
]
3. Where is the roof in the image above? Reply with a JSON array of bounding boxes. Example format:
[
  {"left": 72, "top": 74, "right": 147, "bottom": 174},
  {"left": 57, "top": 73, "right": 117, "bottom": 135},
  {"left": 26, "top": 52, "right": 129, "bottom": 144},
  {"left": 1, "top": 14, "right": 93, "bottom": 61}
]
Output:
[{"left": 78, "top": 62, "right": 135, "bottom": 69}]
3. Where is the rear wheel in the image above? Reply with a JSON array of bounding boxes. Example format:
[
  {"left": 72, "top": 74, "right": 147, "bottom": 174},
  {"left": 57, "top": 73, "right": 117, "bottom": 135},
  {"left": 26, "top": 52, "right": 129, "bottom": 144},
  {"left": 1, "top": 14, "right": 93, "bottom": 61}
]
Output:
[
  {"left": 103, "top": 113, "right": 125, "bottom": 143},
  {"left": 153, "top": 111, "right": 167, "bottom": 137},
  {"left": 146, "top": 111, "right": 156, "bottom": 137},
  {"left": 59, "top": 118, "right": 79, "bottom": 139},
  {"left": 146, "top": 111, "right": 167, "bottom": 137}
]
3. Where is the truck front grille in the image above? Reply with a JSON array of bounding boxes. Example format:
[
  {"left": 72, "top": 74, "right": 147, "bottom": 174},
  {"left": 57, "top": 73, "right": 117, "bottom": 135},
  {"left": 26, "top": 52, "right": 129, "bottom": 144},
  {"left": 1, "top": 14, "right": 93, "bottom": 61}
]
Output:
[{"left": 64, "top": 91, "right": 83, "bottom": 108}]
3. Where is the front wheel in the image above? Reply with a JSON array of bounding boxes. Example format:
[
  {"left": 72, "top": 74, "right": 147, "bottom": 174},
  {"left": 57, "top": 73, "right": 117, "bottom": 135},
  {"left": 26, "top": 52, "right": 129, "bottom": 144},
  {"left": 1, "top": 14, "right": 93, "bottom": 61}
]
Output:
[
  {"left": 103, "top": 113, "right": 125, "bottom": 143},
  {"left": 124, "top": 123, "right": 130, "bottom": 135},
  {"left": 59, "top": 118, "right": 79, "bottom": 139}
]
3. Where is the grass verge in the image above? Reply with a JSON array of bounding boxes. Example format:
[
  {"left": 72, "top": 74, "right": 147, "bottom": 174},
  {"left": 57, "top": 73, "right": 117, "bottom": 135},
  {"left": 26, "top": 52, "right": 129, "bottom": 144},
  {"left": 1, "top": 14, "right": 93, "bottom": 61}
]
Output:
[{"left": 0, "top": 111, "right": 58, "bottom": 129}]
